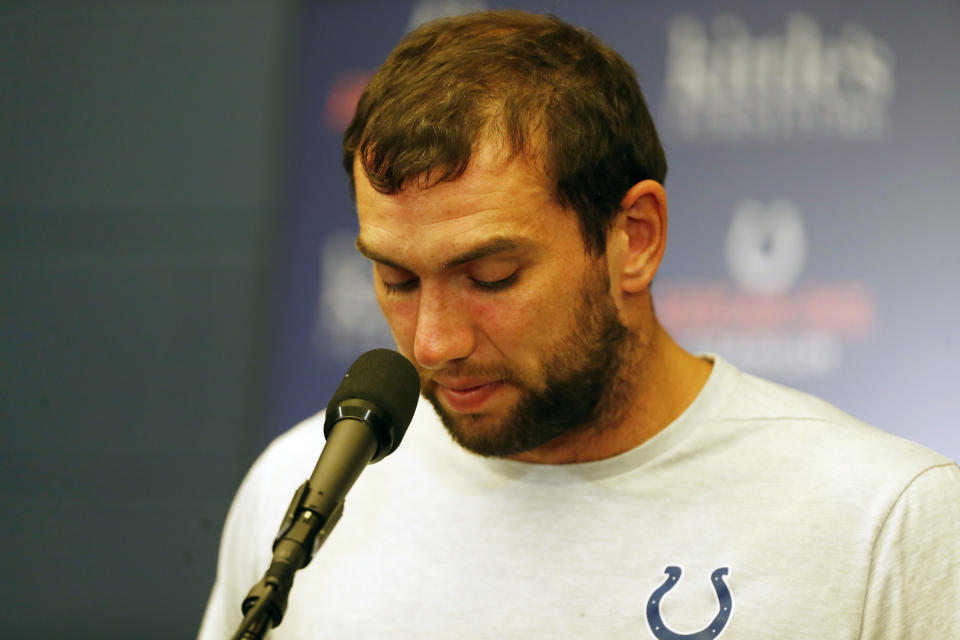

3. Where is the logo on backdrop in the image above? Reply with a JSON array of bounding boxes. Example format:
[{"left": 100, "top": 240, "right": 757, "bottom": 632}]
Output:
[
  {"left": 658, "top": 199, "right": 875, "bottom": 377},
  {"left": 725, "top": 199, "right": 806, "bottom": 296},
  {"left": 660, "top": 13, "right": 895, "bottom": 141},
  {"left": 646, "top": 566, "right": 733, "bottom": 639}
]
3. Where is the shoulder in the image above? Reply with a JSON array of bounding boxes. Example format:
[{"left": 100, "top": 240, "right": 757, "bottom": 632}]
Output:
[{"left": 703, "top": 357, "right": 955, "bottom": 493}]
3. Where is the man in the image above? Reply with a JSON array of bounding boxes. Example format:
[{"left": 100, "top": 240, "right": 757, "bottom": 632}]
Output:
[{"left": 200, "top": 11, "right": 960, "bottom": 639}]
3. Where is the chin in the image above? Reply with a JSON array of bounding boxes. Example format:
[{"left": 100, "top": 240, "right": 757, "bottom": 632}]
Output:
[{"left": 425, "top": 393, "right": 515, "bottom": 456}]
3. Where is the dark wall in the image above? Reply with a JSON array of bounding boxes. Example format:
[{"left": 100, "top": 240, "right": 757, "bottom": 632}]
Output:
[{"left": 0, "top": 2, "right": 294, "bottom": 637}]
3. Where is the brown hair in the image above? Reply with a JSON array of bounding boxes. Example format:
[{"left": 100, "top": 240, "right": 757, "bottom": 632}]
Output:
[{"left": 342, "top": 10, "right": 667, "bottom": 253}]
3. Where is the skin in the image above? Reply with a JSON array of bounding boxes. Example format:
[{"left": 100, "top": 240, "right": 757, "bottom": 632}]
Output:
[{"left": 354, "top": 142, "right": 712, "bottom": 464}]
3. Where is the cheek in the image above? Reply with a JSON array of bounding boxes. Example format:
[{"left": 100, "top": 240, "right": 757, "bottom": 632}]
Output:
[
  {"left": 468, "top": 292, "right": 555, "bottom": 354},
  {"left": 470, "top": 299, "right": 518, "bottom": 332}
]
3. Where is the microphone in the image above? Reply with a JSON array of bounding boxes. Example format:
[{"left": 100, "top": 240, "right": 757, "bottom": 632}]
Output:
[
  {"left": 304, "top": 347, "right": 421, "bottom": 528},
  {"left": 234, "top": 349, "right": 420, "bottom": 639}
]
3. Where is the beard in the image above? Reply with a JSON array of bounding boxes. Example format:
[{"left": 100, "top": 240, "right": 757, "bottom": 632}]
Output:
[{"left": 420, "top": 265, "right": 639, "bottom": 458}]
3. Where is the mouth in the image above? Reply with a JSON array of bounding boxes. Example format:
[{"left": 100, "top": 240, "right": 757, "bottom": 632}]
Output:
[{"left": 433, "top": 380, "right": 505, "bottom": 413}]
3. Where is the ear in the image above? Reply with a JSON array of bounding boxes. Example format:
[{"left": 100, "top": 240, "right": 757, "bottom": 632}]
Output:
[{"left": 608, "top": 180, "right": 668, "bottom": 294}]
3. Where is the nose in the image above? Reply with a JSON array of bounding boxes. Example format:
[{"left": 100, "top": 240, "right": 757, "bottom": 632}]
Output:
[{"left": 413, "top": 283, "right": 475, "bottom": 370}]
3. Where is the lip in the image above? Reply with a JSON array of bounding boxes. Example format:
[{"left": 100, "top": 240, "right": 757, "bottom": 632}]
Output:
[{"left": 435, "top": 380, "right": 504, "bottom": 413}]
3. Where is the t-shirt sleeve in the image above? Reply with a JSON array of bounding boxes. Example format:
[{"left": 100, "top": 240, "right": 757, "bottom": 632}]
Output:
[{"left": 859, "top": 462, "right": 960, "bottom": 639}]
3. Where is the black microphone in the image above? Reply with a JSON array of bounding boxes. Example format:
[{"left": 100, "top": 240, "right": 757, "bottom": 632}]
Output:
[{"left": 234, "top": 349, "right": 420, "bottom": 639}]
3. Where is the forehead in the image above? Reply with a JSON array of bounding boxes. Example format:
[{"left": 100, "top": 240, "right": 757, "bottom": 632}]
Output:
[{"left": 354, "top": 144, "right": 576, "bottom": 266}]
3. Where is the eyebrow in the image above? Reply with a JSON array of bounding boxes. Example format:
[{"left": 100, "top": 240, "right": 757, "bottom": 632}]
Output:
[{"left": 355, "top": 236, "right": 532, "bottom": 272}]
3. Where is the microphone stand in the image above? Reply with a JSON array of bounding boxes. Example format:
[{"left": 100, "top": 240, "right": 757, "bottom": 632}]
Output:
[
  {"left": 230, "top": 484, "right": 345, "bottom": 640},
  {"left": 228, "top": 348, "right": 421, "bottom": 639},
  {"left": 230, "top": 415, "right": 376, "bottom": 639}
]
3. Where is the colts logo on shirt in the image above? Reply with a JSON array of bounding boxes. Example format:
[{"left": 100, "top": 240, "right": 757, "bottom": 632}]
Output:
[{"left": 646, "top": 566, "right": 733, "bottom": 639}]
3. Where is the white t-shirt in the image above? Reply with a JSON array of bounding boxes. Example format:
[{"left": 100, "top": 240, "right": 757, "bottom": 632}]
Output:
[{"left": 199, "top": 356, "right": 960, "bottom": 639}]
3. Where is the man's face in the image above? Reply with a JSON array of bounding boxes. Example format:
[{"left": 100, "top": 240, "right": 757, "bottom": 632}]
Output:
[{"left": 354, "top": 144, "right": 635, "bottom": 457}]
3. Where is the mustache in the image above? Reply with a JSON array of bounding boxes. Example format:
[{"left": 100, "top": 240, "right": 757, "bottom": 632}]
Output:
[{"left": 417, "top": 361, "right": 525, "bottom": 386}]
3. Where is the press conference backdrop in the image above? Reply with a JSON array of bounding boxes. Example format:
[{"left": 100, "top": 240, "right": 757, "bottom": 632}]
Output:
[{"left": 273, "top": 0, "right": 960, "bottom": 467}]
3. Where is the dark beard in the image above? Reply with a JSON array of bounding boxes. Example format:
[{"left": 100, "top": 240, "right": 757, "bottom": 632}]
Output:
[{"left": 423, "top": 267, "right": 636, "bottom": 458}]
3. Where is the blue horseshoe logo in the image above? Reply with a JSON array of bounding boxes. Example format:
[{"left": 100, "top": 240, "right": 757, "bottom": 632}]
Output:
[{"left": 646, "top": 566, "right": 733, "bottom": 640}]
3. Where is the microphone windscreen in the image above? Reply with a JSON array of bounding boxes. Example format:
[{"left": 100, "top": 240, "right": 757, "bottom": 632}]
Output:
[{"left": 325, "top": 349, "right": 421, "bottom": 439}]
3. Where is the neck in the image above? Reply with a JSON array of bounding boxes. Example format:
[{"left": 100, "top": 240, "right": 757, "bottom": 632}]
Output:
[{"left": 507, "top": 326, "right": 712, "bottom": 464}]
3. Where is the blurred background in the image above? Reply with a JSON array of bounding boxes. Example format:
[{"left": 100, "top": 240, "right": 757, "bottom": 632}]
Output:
[{"left": 2, "top": 1, "right": 957, "bottom": 638}]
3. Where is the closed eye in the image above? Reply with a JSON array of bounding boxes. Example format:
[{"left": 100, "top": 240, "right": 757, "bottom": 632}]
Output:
[
  {"left": 382, "top": 277, "right": 419, "bottom": 294},
  {"left": 380, "top": 271, "right": 519, "bottom": 294},
  {"left": 470, "top": 272, "right": 518, "bottom": 291}
]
